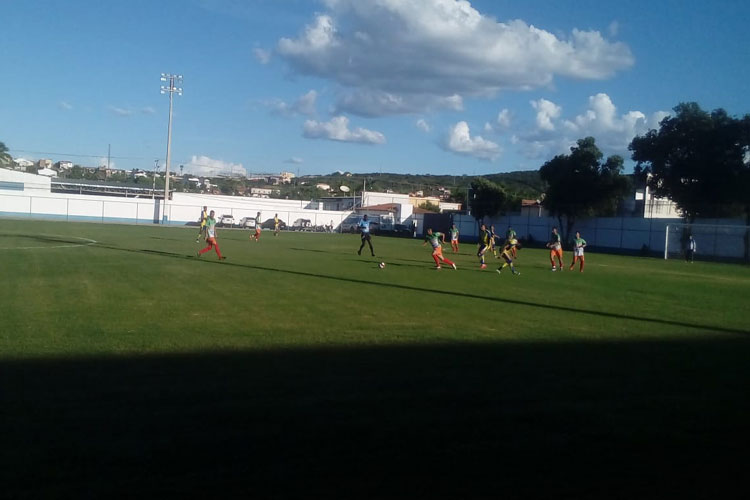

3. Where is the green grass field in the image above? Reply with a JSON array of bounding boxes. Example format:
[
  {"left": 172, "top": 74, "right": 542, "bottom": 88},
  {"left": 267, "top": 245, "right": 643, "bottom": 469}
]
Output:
[{"left": 2, "top": 219, "right": 749, "bottom": 498}]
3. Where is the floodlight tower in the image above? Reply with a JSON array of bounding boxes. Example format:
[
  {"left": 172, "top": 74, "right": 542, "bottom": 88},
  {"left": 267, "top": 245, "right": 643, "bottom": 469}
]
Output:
[{"left": 160, "top": 73, "right": 183, "bottom": 222}]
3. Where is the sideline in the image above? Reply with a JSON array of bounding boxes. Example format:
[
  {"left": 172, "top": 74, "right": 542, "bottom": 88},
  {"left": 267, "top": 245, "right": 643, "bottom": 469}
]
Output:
[{"left": 0, "top": 234, "right": 98, "bottom": 250}]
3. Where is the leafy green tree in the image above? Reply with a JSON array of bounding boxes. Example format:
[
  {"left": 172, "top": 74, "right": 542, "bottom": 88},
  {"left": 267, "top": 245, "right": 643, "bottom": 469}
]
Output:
[
  {"left": 630, "top": 102, "right": 750, "bottom": 222},
  {"left": 630, "top": 102, "right": 750, "bottom": 260},
  {"left": 469, "top": 177, "right": 509, "bottom": 226},
  {"left": 540, "top": 137, "right": 630, "bottom": 241},
  {"left": 0, "top": 141, "right": 12, "bottom": 166}
]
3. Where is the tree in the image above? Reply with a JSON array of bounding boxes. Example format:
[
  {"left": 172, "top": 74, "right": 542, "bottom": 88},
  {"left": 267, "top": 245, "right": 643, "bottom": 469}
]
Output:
[
  {"left": 540, "top": 137, "right": 630, "bottom": 241},
  {"left": 419, "top": 201, "right": 440, "bottom": 213},
  {"left": 629, "top": 102, "right": 750, "bottom": 260},
  {"left": 630, "top": 102, "right": 750, "bottom": 222},
  {"left": 0, "top": 141, "right": 12, "bottom": 166},
  {"left": 469, "top": 177, "right": 509, "bottom": 226}
]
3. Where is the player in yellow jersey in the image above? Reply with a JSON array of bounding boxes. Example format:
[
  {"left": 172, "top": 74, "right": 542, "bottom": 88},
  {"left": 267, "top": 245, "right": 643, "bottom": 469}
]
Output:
[
  {"left": 477, "top": 224, "right": 491, "bottom": 269},
  {"left": 496, "top": 239, "right": 521, "bottom": 275},
  {"left": 195, "top": 206, "right": 208, "bottom": 242}
]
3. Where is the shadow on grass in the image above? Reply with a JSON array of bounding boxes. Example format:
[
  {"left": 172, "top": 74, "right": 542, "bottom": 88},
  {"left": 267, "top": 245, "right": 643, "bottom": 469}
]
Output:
[
  {"left": 104, "top": 245, "right": 750, "bottom": 337},
  {"left": 2, "top": 339, "right": 748, "bottom": 499}
]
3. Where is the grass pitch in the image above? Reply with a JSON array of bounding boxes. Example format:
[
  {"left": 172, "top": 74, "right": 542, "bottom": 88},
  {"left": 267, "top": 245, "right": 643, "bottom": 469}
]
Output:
[{"left": 2, "top": 219, "right": 749, "bottom": 498}]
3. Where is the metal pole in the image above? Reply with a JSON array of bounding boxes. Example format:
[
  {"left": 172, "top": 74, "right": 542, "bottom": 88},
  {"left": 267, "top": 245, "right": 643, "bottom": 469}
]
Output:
[
  {"left": 164, "top": 83, "right": 173, "bottom": 222},
  {"left": 152, "top": 159, "right": 158, "bottom": 199},
  {"left": 161, "top": 73, "right": 182, "bottom": 223}
]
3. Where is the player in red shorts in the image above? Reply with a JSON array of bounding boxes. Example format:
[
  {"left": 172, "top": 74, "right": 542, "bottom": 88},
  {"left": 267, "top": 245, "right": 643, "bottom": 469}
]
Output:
[
  {"left": 547, "top": 227, "right": 563, "bottom": 271},
  {"left": 423, "top": 228, "right": 456, "bottom": 270},
  {"left": 197, "top": 210, "right": 226, "bottom": 260},
  {"left": 251, "top": 211, "right": 262, "bottom": 242}
]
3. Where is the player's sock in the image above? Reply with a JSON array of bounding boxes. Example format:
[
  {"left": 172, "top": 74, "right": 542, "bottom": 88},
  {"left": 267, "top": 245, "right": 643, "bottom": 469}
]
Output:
[{"left": 432, "top": 254, "right": 440, "bottom": 266}]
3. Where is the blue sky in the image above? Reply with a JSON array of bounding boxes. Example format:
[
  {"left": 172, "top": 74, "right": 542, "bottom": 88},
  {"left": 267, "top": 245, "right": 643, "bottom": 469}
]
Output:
[{"left": 2, "top": 0, "right": 748, "bottom": 177}]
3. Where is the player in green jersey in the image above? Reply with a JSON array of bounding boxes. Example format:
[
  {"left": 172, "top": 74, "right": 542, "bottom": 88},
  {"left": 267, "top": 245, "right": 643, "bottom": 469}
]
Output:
[
  {"left": 449, "top": 224, "right": 459, "bottom": 253},
  {"left": 423, "top": 229, "right": 457, "bottom": 270},
  {"left": 569, "top": 232, "right": 587, "bottom": 272}
]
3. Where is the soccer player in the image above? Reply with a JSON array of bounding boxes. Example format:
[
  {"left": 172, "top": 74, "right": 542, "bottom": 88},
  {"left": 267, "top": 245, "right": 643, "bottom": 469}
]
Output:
[
  {"left": 547, "top": 227, "right": 564, "bottom": 271},
  {"left": 251, "top": 211, "right": 262, "bottom": 242},
  {"left": 506, "top": 225, "right": 518, "bottom": 258},
  {"left": 357, "top": 214, "right": 376, "bottom": 257},
  {"left": 449, "top": 223, "right": 460, "bottom": 253},
  {"left": 496, "top": 239, "right": 521, "bottom": 275},
  {"left": 195, "top": 206, "right": 208, "bottom": 242},
  {"left": 273, "top": 214, "right": 280, "bottom": 236},
  {"left": 423, "top": 228, "right": 456, "bottom": 270},
  {"left": 477, "top": 223, "right": 491, "bottom": 269},
  {"left": 489, "top": 225, "right": 498, "bottom": 257},
  {"left": 686, "top": 234, "right": 696, "bottom": 263},
  {"left": 197, "top": 210, "right": 226, "bottom": 260},
  {"left": 569, "top": 231, "right": 587, "bottom": 272}
]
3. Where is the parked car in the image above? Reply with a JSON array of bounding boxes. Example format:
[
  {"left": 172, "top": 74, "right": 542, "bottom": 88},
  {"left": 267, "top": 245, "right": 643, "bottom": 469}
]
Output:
[
  {"left": 260, "top": 218, "right": 288, "bottom": 230},
  {"left": 219, "top": 215, "right": 235, "bottom": 227},
  {"left": 239, "top": 217, "right": 256, "bottom": 229}
]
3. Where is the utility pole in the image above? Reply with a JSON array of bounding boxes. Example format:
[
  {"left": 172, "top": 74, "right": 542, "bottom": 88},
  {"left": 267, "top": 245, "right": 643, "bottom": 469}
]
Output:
[
  {"left": 152, "top": 159, "right": 159, "bottom": 199},
  {"left": 160, "top": 73, "right": 183, "bottom": 223}
]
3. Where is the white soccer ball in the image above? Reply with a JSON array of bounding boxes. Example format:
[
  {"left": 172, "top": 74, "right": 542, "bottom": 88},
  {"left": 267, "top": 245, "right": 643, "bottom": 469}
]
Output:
[{"left": 379, "top": 262, "right": 386, "bottom": 269}]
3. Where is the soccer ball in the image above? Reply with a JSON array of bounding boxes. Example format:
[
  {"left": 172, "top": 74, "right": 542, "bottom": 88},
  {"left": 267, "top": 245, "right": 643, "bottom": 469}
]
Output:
[{"left": 379, "top": 262, "right": 386, "bottom": 269}]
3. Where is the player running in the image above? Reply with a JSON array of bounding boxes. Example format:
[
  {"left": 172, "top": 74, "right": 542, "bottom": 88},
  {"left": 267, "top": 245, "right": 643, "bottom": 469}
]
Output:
[
  {"left": 197, "top": 210, "right": 226, "bottom": 260},
  {"left": 423, "top": 228, "right": 456, "bottom": 270},
  {"left": 251, "top": 211, "right": 262, "bottom": 242},
  {"left": 357, "top": 214, "right": 376, "bottom": 257},
  {"left": 449, "top": 223, "right": 460, "bottom": 253},
  {"left": 195, "top": 206, "right": 208, "bottom": 242},
  {"left": 505, "top": 226, "right": 518, "bottom": 258},
  {"left": 489, "top": 225, "right": 498, "bottom": 257},
  {"left": 547, "top": 227, "right": 564, "bottom": 271},
  {"left": 496, "top": 239, "right": 521, "bottom": 275},
  {"left": 477, "top": 223, "right": 491, "bottom": 269},
  {"left": 273, "top": 214, "right": 281, "bottom": 236},
  {"left": 569, "top": 231, "right": 587, "bottom": 272}
]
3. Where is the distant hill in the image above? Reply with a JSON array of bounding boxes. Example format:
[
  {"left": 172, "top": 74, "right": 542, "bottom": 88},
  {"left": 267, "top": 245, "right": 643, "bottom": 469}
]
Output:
[{"left": 296, "top": 170, "right": 544, "bottom": 201}]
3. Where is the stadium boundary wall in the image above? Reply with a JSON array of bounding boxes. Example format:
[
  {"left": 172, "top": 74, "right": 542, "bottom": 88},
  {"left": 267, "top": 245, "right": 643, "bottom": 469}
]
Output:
[
  {"left": 0, "top": 190, "right": 353, "bottom": 229},
  {"left": 421, "top": 213, "right": 746, "bottom": 259}
]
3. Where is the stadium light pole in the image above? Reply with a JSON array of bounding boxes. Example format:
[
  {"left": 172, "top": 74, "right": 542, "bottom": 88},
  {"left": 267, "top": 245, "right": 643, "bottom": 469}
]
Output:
[{"left": 160, "top": 73, "right": 183, "bottom": 223}]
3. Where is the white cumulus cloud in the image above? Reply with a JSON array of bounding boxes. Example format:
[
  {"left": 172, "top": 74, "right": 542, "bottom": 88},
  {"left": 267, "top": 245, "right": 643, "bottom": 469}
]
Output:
[
  {"left": 277, "top": 0, "right": 633, "bottom": 116},
  {"left": 516, "top": 93, "right": 670, "bottom": 159},
  {"left": 59, "top": 101, "right": 73, "bottom": 110},
  {"left": 303, "top": 115, "right": 386, "bottom": 144},
  {"left": 496, "top": 108, "right": 512, "bottom": 129},
  {"left": 531, "top": 99, "right": 562, "bottom": 131},
  {"left": 285, "top": 157, "right": 304, "bottom": 164},
  {"left": 185, "top": 155, "right": 247, "bottom": 177},
  {"left": 444, "top": 121, "right": 501, "bottom": 161}
]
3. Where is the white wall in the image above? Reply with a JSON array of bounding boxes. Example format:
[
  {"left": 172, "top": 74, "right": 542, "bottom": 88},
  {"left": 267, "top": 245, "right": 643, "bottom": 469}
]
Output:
[
  {"left": 0, "top": 167, "right": 52, "bottom": 192},
  {"left": 456, "top": 213, "right": 748, "bottom": 258},
  {"left": 0, "top": 189, "right": 354, "bottom": 228}
]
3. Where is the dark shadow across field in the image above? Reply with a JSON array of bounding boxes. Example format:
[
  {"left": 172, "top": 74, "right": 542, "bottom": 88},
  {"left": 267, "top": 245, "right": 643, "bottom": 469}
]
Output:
[
  {"left": 106, "top": 244, "right": 750, "bottom": 336},
  {"left": 2, "top": 339, "right": 748, "bottom": 499}
]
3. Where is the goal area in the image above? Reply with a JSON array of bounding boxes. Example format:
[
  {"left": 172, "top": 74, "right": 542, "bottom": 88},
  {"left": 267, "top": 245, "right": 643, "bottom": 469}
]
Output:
[{"left": 664, "top": 223, "right": 750, "bottom": 262}]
